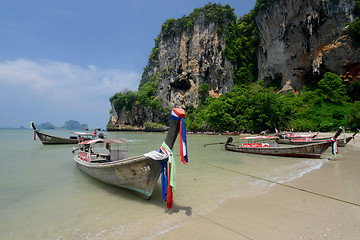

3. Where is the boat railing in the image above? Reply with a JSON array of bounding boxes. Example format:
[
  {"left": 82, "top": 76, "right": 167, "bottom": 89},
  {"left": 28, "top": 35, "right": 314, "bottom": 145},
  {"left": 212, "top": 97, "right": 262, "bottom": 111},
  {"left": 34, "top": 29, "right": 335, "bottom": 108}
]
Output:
[{"left": 237, "top": 138, "right": 278, "bottom": 144}]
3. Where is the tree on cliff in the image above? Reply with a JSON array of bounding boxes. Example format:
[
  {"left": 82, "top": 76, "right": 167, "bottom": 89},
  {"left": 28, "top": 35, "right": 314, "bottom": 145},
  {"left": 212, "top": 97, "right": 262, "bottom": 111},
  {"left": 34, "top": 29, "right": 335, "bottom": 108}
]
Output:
[{"left": 318, "top": 73, "right": 346, "bottom": 102}]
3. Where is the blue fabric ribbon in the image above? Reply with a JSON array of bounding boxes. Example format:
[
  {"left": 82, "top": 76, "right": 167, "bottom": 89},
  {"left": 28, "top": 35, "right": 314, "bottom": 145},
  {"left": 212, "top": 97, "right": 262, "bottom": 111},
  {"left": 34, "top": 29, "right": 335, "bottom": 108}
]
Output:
[{"left": 157, "top": 148, "right": 168, "bottom": 201}]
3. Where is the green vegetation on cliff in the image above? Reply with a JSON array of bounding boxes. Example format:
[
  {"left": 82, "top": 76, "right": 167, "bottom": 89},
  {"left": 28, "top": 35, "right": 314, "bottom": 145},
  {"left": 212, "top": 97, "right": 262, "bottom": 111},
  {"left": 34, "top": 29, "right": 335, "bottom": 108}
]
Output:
[
  {"left": 348, "top": 17, "right": 360, "bottom": 47},
  {"left": 223, "top": 10, "right": 258, "bottom": 84},
  {"left": 347, "top": 0, "right": 360, "bottom": 46},
  {"left": 109, "top": 72, "right": 168, "bottom": 116},
  {"left": 161, "top": 3, "right": 236, "bottom": 38},
  {"left": 254, "top": 0, "right": 274, "bottom": 11},
  {"left": 185, "top": 5, "right": 360, "bottom": 133},
  {"left": 109, "top": 3, "right": 360, "bottom": 132},
  {"left": 186, "top": 73, "right": 359, "bottom": 132}
]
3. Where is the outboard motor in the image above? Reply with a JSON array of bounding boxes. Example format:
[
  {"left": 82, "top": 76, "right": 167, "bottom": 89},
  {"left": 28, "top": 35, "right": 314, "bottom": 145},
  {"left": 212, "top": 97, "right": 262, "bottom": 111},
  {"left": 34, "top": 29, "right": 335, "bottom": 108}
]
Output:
[{"left": 225, "top": 136, "right": 233, "bottom": 145}]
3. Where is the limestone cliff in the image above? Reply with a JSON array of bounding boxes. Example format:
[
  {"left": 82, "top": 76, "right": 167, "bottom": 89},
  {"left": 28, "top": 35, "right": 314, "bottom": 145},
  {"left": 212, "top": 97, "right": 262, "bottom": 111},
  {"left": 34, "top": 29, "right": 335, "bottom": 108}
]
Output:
[
  {"left": 108, "top": 4, "right": 235, "bottom": 129},
  {"left": 109, "top": 1, "right": 360, "bottom": 130},
  {"left": 255, "top": 0, "right": 360, "bottom": 92},
  {"left": 141, "top": 11, "right": 234, "bottom": 109}
]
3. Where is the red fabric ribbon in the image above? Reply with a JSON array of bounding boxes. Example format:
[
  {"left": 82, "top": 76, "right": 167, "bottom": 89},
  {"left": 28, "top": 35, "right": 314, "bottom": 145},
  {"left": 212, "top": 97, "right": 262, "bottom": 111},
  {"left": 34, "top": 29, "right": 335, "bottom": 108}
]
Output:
[
  {"left": 179, "top": 120, "right": 186, "bottom": 164},
  {"left": 167, "top": 162, "right": 173, "bottom": 210},
  {"left": 171, "top": 108, "right": 188, "bottom": 164}
]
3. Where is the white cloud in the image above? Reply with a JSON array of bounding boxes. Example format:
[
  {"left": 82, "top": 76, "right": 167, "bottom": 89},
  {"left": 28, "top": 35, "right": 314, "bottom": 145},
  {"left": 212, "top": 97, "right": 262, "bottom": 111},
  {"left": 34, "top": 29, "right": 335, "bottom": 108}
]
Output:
[
  {"left": 0, "top": 59, "right": 141, "bottom": 128},
  {"left": 0, "top": 58, "right": 140, "bottom": 100}
]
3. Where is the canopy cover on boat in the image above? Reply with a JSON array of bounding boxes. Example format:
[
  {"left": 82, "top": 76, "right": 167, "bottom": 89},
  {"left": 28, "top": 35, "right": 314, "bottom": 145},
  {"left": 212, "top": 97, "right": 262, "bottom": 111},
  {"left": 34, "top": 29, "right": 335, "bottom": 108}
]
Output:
[
  {"left": 79, "top": 138, "right": 128, "bottom": 145},
  {"left": 240, "top": 136, "right": 278, "bottom": 139},
  {"left": 73, "top": 132, "right": 96, "bottom": 136}
]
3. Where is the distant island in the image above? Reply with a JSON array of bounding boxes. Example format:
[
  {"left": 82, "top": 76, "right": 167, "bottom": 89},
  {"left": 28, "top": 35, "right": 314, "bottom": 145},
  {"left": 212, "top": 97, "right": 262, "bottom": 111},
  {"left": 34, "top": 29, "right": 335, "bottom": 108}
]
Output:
[{"left": 34, "top": 120, "right": 88, "bottom": 130}]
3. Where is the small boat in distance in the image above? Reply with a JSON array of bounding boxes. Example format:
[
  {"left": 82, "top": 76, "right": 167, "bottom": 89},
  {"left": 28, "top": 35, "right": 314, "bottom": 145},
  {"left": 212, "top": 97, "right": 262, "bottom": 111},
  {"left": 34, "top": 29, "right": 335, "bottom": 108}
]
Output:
[
  {"left": 73, "top": 108, "right": 189, "bottom": 208},
  {"left": 276, "top": 131, "right": 319, "bottom": 139},
  {"left": 31, "top": 121, "right": 99, "bottom": 145}
]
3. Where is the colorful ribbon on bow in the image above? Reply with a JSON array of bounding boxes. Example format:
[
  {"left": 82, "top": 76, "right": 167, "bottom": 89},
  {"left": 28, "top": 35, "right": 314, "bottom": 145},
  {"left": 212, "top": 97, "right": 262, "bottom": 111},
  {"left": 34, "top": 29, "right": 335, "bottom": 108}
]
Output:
[
  {"left": 160, "top": 142, "right": 176, "bottom": 209},
  {"left": 330, "top": 138, "right": 338, "bottom": 156},
  {"left": 151, "top": 108, "right": 189, "bottom": 210},
  {"left": 156, "top": 108, "right": 189, "bottom": 210},
  {"left": 171, "top": 109, "right": 188, "bottom": 164}
]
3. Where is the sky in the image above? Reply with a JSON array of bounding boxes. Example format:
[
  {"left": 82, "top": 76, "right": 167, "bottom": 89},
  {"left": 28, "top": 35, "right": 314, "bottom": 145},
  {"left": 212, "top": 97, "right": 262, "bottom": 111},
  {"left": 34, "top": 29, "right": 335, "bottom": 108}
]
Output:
[{"left": 0, "top": 0, "right": 257, "bottom": 129}]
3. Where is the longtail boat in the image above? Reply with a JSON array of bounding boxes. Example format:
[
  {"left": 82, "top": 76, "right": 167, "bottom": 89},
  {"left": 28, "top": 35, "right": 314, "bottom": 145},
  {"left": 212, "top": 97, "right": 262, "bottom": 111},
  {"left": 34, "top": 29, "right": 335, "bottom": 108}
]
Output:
[
  {"left": 275, "top": 130, "right": 319, "bottom": 139},
  {"left": 73, "top": 108, "right": 188, "bottom": 209},
  {"left": 31, "top": 121, "right": 98, "bottom": 145},
  {"left": 276, "top": 128, "right": 358, "bottom": 147},
  {"left": 224, "top": 132, "right": 339, "bottom": 158},
  {"left": 276, "top": 131, "right": 319, "bottom": 139},
  {"left": 225, "top": 141, "right": 331, "bottom": 158}
]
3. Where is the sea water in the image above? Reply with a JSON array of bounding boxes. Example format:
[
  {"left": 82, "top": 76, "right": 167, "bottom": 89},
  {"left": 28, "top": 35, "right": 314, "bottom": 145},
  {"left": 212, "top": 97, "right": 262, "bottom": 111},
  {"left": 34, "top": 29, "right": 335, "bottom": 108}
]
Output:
[{"left": 0, "top": 129, "right": 330, "bottom": 240}]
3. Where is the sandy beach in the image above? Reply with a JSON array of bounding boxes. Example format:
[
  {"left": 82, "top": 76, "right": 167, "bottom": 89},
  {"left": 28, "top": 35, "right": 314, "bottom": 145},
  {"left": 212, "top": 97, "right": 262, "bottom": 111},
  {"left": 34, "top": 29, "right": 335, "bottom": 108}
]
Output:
[{"left": 156, "top": 135, "right": 360, "bottom": 240}]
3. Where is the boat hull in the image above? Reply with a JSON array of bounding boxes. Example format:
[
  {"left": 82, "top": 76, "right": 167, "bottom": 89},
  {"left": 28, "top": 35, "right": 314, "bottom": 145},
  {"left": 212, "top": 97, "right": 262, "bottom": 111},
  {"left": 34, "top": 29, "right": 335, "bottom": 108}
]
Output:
[
  {"left": 35, "top": 131, "right": 79, "bottom": 144},
  {"left": 74, "top": 155, "right": 163, "bottom": 199},
  {"left": 225, "top": 141, "right": 331, "bottom": 158}
]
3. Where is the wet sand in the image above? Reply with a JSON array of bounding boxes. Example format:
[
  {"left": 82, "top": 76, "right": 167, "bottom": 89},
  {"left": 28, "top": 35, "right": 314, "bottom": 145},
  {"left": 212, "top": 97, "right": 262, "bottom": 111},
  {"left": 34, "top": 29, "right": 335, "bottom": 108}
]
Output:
[{"left": 155, "top": 135, "right": 360, "bottom": 240}]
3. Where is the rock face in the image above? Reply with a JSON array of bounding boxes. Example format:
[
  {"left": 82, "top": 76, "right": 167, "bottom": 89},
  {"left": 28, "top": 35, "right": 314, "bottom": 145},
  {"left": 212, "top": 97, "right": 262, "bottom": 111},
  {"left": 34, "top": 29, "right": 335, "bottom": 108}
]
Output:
[
  {"left": 109, "top": 8, "right": 235, "bottom": 129},
  {"left": 109, "top": 1, "right": 360, "bottom": 129},
  {"left": 255, "top": 0, "right": 360, "bottom": 92},
  {"left": 142, "top": 13, "right": 234, "bottom": 110},
  {"left": 109, "top": 101, "right": 167, "bottom": 130}
]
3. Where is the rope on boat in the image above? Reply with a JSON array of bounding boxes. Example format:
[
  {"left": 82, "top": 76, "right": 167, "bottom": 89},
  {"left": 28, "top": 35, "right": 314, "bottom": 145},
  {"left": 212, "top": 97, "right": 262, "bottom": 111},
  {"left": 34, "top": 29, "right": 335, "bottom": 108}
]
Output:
[{"left": 205, "top": 163, "right": 360, "bottom": 207}]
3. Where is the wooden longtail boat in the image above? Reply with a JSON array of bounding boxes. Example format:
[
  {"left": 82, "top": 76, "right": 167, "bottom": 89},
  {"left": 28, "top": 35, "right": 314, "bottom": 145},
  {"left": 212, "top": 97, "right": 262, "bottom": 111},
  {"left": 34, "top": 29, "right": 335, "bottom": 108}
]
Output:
[
  {"left": 276, "top": 132, "right": 319, "bottom": 139},
  {"left": 276, "top": 128, "right": 358, "bottom": 147},
  {"left": 224, "top": 131, "right": 337, "bottom": 158},
  {"left": 73, "top": 108, "right": 188, "bottom": 201},
  {"left": 31, "top": 122, "right": 97, "bottom": 145},
  {"left": 225, "top": 141, "right": 332, "bottom": 158}
]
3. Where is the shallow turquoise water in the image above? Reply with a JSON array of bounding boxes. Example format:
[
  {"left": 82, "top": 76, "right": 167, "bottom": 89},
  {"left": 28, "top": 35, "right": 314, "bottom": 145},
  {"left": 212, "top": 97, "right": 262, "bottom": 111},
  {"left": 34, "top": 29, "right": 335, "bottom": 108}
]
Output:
[{"left": 0, "top": 129, "right": 329, "bottom": 239}]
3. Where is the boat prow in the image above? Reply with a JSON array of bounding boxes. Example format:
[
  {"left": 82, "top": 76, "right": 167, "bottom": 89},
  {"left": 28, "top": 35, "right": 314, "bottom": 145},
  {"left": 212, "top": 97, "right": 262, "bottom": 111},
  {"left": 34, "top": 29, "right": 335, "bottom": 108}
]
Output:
[{"left": 31, "top": 121, "right": 98, "bottom": 145}]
